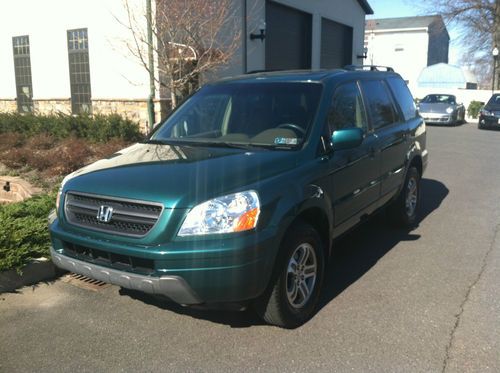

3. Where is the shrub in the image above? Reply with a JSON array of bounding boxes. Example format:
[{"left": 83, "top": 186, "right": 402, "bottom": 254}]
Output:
[
  {"left": 46, "top": 137, "right": 92, "bottom": 176},
  {"left": 0, "top": 193, "right": 55, "bottom": 271},
  {"left": 0, "top": 112, "right": 143, "bottom": 143},
  {"left": 0, "top": 132, "right": 25, "bottom": 152},
  {"left": 467, "top": 101, "right": 484, "bottom": 119},
  {"left": 2, "top": 147, "right": 32, "bottom": 169}
]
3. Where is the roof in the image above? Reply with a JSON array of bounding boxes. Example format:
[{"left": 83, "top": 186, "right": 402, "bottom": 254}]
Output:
[
  {"left": 366, "top": 15, "right": 444, "bottom": 31},
  {"left": 357, "top": 0, "right": 374, "bottom": 15},
  {"left": 417, "top": 63, "right": 478, "bottom": 88},
  {"left": 213, "top": 68, "right": 399, "bottom": 85}
]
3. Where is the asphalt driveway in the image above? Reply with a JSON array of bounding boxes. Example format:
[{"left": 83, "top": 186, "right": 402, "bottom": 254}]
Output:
[{"left": 1, "top": 122, "right": 499, "bottom": 372}]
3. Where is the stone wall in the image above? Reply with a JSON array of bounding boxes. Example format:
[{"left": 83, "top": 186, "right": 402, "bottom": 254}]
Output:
[
  {"left": 34, "top": 99, "right": 71, "bottom": 114},
  {"left": 0, "top": 99, "right": 17, "bottom": 112},
  {"left": 0, "top": 97, "right": 171, "bottom": 134}
]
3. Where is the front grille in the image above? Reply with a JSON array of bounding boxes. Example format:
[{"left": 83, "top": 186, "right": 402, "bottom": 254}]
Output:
[
  {"left": 64, "top": 192, "right": 163, "bottom": 237},
  {"left": 63, "top": 242, "right": 155, "bottom": 274}
]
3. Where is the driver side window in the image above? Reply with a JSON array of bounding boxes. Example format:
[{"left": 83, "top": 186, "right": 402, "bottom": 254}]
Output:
[{"left": 327, "top": 82, "right": 368, "bottom": 134}]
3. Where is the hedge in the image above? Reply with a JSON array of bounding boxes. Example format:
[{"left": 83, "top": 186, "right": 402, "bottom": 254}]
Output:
[
  {"left": 0, "top": 193, "right": 55, "bottom": 272},
  {"left": 467, "top": 101, "right": 483, "bottom": 119},
  {"left": 0, "top": 112, "right": 143, "bottom": 143}
]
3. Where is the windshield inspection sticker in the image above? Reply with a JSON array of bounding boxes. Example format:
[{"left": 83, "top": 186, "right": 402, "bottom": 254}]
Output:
[{"left": 274, "top": 137, "right": 298, "bottom": 145}]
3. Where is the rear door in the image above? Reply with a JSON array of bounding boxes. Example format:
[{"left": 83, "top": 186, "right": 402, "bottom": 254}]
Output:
[
  {"left": 327, "top": 81, "right": 381, "bottom": 225},
  {"left": 359, "top": 79, "right": 408, "bottom": 198}
]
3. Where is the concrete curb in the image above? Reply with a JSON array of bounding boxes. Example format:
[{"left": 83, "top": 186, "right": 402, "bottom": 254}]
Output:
[{"left": 0, "top": 258, "right": 59, "bottom": 293}]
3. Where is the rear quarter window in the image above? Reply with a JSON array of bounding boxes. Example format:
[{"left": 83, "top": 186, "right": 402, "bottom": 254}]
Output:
[{"left": 386, "top": 77, "right": 417, "bottom": 121}]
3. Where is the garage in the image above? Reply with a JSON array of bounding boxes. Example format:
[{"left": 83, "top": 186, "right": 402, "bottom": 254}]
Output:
[
  {"left": 320, "top": 18, "right": 353, "bottom": 69},
  {"left": 265, "top": 1, "right": 312, "bottom": 70}
]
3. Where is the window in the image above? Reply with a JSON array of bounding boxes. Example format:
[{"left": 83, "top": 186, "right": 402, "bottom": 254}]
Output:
[
  {"left": 360, "top": 80, "right": 398, "bottom": 130},
  {"left": 327, "top": 82, "right": 367, "bottom": 133},
  {"left": 387, "top": 77, "right": 417, "bottom": 121},
  {"left": 67, "top": 28, "right": 91, "bottom": 114},
  {"left": 12, "top": 35, "right": 33, "bottom": 113}
]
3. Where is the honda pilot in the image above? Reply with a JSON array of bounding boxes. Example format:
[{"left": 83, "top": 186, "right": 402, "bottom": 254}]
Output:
[{"left": 49, "top": 67, "right": 428, "bottom": 328}]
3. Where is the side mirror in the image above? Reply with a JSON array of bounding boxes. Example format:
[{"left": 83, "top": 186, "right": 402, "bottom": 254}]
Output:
[{"left": 331, "top": 127, "right": 364, "bottom": 151}]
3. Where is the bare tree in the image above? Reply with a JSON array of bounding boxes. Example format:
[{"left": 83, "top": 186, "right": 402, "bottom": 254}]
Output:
[
  {"left": 122, "top": 0, "right": 241, "bottom": 109},
  {"left": 417, "top": 0, "right": 499, "bottom": 88}
]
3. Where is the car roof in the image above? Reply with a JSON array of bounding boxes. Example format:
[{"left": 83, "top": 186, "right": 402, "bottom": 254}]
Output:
[{"left": 211, "top": 69, "right": 402, "bottom": 85}]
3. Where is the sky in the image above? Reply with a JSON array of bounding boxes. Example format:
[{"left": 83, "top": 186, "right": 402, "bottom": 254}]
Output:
[{"left": 366, "top": 0, "right": 461, "bottom": 65}]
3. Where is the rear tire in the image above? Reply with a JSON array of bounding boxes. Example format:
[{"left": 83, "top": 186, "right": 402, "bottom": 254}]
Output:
[
  {"left": 255, "top": 222, "right": 325, "bottom": 328},
  {"left": 388, "top": 167, "right": 420, "bottom": 229}
]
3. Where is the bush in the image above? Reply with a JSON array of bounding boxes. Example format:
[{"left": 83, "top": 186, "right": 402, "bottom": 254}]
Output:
[
  {"left": 0, "top": 112, "right": 143, "bottom": 143},
  {"left": 0, "top": 193, "right": 55, "bottom": 271},
  {"left": 467, "top": 101, "right": 484, "bottom": 119}
]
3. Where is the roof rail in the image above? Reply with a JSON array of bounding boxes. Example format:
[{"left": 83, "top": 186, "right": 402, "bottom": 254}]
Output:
[
  {"left": 344, "top": 65, "right": 395, "bottom": 72},
  {"left": 245, "top": 69, "right": 283, "bottom": 74}
]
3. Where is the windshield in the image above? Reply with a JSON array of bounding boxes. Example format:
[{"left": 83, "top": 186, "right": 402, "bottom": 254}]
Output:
[
  {"left": 487, "top": 94, "right": 500, "bottom": 105},
  {"left": 421, "top": 94, "right": 456, "bottom": 104},
  {"left": 152, "top": 82, "right": 323, "bottom": 149}
]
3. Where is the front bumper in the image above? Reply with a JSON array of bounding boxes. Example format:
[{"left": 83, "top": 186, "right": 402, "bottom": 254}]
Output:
[
  {"left": 51, "top": 246, "right": 202, "bottom": 304},
  {"left": 49, "top": 217, "right": 277, "bottom": 304},
  {"left": 420, "top": 112, "right": 455, "bottom": 125},
  {"left": 479, "top": 115, "right": 500, "bottom": 128}
]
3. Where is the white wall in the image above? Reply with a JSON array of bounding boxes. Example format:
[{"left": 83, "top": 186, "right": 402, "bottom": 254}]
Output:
[
  {"left": 365, "top": 29, "right": 428, "bottom": 92},
  {"left": 0, "top": 0, "right": 151, "bottom": 100}
]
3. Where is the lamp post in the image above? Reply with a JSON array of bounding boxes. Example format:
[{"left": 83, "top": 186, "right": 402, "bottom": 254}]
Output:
[{"left": 492, "top": 46, "right": 499, "bottom": 94}]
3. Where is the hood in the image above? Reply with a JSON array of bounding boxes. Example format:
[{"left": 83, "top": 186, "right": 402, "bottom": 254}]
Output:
[
  {"left": 63, "top": 143, "right": 298, "bottom": 208},
  {"left": 418, "top": 103, "right": 454, "bottom": 113}
]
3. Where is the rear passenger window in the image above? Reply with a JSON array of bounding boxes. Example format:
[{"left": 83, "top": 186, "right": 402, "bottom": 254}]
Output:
[
  {"left": 327, "top": 82, "right": 367, "bottom": 133},
  {"left": 386, "top": 77, "right": 417, "bottom": 121},
  {"left": 360, "top": 80, "right": 398, "bottom": 130}
]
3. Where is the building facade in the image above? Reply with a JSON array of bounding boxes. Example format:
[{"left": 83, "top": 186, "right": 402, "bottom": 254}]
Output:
[
  {"left": 222, "top": 0, "right": 373, "bottom": 77},
  {"left": 0, "top": 0, "right": 372, "bottom": 131},
  {"left": 364, "top": 15, "right": 449, "bottom": 91}
]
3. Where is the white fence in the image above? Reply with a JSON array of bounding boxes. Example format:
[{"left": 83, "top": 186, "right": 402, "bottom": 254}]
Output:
[{"left": 411, "top": 88, "right": 498, "bottom": 120}]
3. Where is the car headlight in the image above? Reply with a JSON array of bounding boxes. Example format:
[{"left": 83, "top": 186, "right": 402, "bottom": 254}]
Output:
[
  {"left": 481, "top": 109, "right": 492, "bottom": 116},
  {"left": 446, "top": 107, "right": 454, "bottom": 114},
  {"left": 178, "top": 191, "right": 260, "bottom": 236}
]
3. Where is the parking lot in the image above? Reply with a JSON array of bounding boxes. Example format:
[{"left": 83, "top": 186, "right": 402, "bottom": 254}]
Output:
[{"left": 1, "top": 122, "right": 499, "bottom": 372}]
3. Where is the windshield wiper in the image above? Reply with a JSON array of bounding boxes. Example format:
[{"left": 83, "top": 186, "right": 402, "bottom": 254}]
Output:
[
  {"left": 142, "top": 138, "right": 171, "bottom": 145},
  {"left": 142, "top": 139, "right": 296, "bottom": 150}
]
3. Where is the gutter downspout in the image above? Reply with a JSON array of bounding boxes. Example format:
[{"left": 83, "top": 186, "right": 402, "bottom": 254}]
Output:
[{"left": 146, "top": 0, "right": 155, "bottom": 132}]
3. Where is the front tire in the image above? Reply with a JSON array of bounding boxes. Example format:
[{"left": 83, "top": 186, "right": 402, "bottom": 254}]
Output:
[
  {"left": 255, "top": 222, "right": 325, "bottom": 328},
  {"left": 388, "top": 167, "right": 420, "bottom": 228}
]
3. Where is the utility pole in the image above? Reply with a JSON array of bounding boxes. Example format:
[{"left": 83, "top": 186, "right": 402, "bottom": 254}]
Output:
[{"left": 146, "top": 0, "right": 155, "bottom": 132}]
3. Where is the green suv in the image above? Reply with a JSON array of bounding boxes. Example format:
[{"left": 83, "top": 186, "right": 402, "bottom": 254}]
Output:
[{"left": 49, "top": 68, "right": 427, "bottom": 328}]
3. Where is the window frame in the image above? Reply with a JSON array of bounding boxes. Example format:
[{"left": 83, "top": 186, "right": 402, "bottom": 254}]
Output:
[
  {"left": 327, "top": 80, "right": 369, "bottom": 134},
  {"left": 12, "top": 35, "right": 34, "bottom": 113},
  {"left": 67, "top": 28, "right": 92, "bottom": 114}
]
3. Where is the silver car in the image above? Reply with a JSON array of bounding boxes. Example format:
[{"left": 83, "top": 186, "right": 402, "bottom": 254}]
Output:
[{"left": 418, "top": 94, "right": 465, "bottom": 125}]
